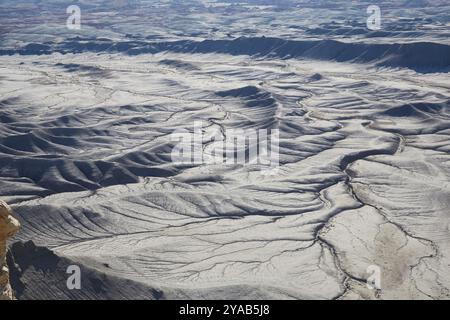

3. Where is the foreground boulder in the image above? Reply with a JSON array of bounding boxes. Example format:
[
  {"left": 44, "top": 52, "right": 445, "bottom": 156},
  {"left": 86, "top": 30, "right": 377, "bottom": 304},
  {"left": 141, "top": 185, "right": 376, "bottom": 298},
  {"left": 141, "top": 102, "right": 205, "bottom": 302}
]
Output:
[{"left": 0, "top": 199, "right": 20, "bottom": 300}]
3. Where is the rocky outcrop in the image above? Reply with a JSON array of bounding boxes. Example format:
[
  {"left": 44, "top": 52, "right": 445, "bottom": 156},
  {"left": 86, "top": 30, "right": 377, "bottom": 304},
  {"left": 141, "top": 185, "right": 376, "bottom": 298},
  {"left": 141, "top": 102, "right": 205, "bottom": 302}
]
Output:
[{"left": 0, "top": 199, "right": 20, "bottom": 300}]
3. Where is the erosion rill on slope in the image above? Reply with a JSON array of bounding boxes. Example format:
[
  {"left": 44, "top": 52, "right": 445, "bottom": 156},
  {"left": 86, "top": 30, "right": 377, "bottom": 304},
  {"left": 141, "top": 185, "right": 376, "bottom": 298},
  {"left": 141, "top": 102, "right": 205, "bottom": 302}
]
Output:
[{"left": 0, "top": 199, "right": 20, "bottom": 300}]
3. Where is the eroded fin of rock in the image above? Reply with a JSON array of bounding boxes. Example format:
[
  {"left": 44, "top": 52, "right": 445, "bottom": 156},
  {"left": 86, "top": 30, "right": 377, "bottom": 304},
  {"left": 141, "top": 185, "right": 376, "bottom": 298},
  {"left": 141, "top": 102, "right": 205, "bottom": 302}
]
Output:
[{"left": 0, "top": 199, "right": 20, "bottom": 300}]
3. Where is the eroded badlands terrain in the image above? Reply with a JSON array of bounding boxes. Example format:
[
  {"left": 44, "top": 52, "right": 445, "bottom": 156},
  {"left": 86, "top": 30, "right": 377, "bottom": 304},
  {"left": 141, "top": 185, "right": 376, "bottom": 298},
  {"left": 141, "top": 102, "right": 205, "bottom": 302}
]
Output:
[{"left": 0, "top": 0, "right": 449, "bottom": 299}]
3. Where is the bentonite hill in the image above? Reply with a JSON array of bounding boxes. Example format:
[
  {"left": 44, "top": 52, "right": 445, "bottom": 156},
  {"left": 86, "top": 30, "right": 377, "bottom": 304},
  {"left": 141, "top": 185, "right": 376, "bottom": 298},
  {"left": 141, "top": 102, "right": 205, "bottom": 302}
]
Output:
[{"left": 0, "top": 0, "right": 449, "bottom": 300}]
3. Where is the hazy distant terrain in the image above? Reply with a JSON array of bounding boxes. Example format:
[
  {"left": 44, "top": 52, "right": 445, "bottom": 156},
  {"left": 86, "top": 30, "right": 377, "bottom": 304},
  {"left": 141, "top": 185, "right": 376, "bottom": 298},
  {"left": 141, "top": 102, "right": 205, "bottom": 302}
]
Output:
[{"left": 1, "top": 0, "right": 449, "bottom": 300}]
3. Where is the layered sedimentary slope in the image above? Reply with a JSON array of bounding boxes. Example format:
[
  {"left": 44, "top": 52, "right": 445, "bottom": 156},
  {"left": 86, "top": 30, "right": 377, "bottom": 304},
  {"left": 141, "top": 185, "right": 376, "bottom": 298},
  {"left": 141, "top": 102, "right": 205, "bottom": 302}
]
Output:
[
  {"left": 0, "top": 200, "right": 20, "bottom": 300},
  {"left": 3, "top": 37, "right": 449, "bottom": 73},
  {"left": 7, "top": 240, "right": 167, "bottom": 300}
]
